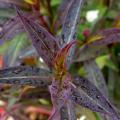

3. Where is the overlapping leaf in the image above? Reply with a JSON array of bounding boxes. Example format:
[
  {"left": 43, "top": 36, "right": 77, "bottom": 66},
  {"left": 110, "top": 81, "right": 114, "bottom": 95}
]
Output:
[
  {"left": 73, "top": 76, "right": 120, "bottom": 119},
  {"left": 60, "top": 100, "right": 76, "bottom": 120},
  {"left": 60, "top": 0, "right": 83, "bottom": 68},
  {"left": 15, "top": 7, "right": 59, "bottom": 67},
  {"left": 87, "top": 28, "right": 120, "bottom": 46},
  {"left": 74, "top": 45, "right": 108, "bottom": 62},
  {"left": 54, "top": 0, "right": 73, "bottom": 31},
  {"left": 0, "top": 16, "right": 24, "bottom": 42},
  {"left": 71, "top": 86, "right": 110, "bottom": 115},
  {"left": 83, "top": 60, "right": 108, "bottom": 96},
  {"left": 4, "top": 33, "right": 28, "bottom": 67},
  {"left": 0, "top": 66, "right": 52, "bottom": 87},
  {"left": 0, "top": 12, "right": 40, "bottom": 44}
]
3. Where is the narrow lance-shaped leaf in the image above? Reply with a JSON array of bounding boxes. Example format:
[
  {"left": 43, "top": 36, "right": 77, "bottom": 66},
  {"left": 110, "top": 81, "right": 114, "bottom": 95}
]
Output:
[
  {"left": 74, "top": 45, "right": 108, "bottom": 62},
  {"left": 87, "top": 28, "right": 120, "bottom": 46},
  {"left": 0, "top": 16, "right": 25, "bottom": 45},
  {"left": 0, "top": 66, "right": 52, "bottom": 87},
  {"left": 91, "top": 34, "right": 120, "bottom": 46},
  {"left": 71, "top": 86, "right": 110, "bottom": 115},
  {"left": 0, "top": 66, "right": 51, "bottom": 77},
  {"left": 4, "top": 33, "right": 27, "bottom": 67},
  {"left": 54, "top": 0, "right": 73, "bottom": 31},
  {"left": 83, "top": 60, "right": 109, "bottom": 120},
  {"left": 15, "top": 6, "right": 59, "bottom": 67},
  {"left": 60, "top": 0, "right": 83, "bottom": 68},
  {"left": 83, "top": 60, "right": 108, "bottom": 96},
  {"left": 0, "top": 12, "right": 41, "bottom": 43},
  {"left": 0, "top": 0, "right": 29, "bottom": 9},
  {"left": 60, "top": 0, "right": 83, "bottom": 46},
  {"left": 73, "top": 76, "right": 120, "bottom": 120}
]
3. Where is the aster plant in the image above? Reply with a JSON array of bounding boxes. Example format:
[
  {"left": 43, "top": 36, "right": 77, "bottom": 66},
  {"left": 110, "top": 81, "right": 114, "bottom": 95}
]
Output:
[{"left": 0, "top": 0, "right": 120, "bottom": 120}]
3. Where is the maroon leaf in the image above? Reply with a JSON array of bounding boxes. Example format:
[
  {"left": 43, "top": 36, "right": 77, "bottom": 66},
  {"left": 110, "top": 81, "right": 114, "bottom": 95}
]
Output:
[{"left": 15, "top": 6, "right": 59, "bottom": 67}]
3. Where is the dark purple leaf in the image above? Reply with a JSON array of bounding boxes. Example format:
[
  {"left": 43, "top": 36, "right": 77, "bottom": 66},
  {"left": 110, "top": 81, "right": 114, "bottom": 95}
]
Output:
[
  {"left": 0, "top": 0, "right": 29, "bottom": 9},
  {"left": 54, "top": 0, "right": 73, "bottom": 31},
  {"left": 60, "top": 0, "right": 83, "bottom": 46},
  {"left": 0, "top": 66, "right": 51, "bottom": 77},
  {"left": 15, "top": 7, "right": 59, "bottom": 67},
  {"left": 0, "top": 16, "right": 24, "bottom": 43},
  {"left": 0, "top": 76, "right": 51, "bottom": 87},
  {"left": 60, "top": 0, "right": 84, "bottom": 68},
  {"left": 71, "top": 86, "right": 110, "bottom": 115},
  {"left": 0, "top": 13, "right": 40, "bottom": 43},
  {"left": 91, "top": 33, "right": 120, "bottom": 46},
  {"left": 73, "top": 76, "right": 120, "bottom": 119},
  {"left": 98, "top": 28, "right": 120, "bottom": 36},
  {"left": 0, "top": 66, "right": 52, "bottom": 87},
  {"left": 89, "top": 28, "right": 120, "bottom": 46}
]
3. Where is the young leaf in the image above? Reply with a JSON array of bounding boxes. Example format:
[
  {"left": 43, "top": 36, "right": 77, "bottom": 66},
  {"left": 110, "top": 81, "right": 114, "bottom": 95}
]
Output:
[
  {"left": 54, "top": 41, "right": 76, "bottom": 74},
  {"left": 60, "top": 0, "right": 83, "bottom": 68},
  {"left": 15, "top": 7, "right": 59, "bottom": 67},
  {"left": 73, "top": 76, "right": 120, "bottom": 119}
]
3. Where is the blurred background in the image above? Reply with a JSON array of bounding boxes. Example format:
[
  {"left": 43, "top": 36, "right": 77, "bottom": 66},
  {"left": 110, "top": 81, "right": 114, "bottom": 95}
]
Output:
[{"left": 0, "top": 0, "right": 120, "bottom": 120}]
